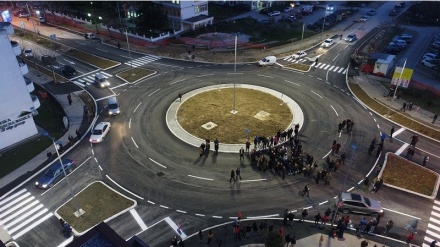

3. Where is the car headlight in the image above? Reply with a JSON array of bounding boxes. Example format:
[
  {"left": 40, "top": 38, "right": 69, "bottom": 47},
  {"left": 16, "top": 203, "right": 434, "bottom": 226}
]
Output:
[
  {"left": 116, "top": 110, "right": 120, "bottom": 113},
  {"left": 42, "top": 184, "right": 47, "bottom": 188},
  {"left": 35, "top": 182, "right": 39, "bottom": 185}
]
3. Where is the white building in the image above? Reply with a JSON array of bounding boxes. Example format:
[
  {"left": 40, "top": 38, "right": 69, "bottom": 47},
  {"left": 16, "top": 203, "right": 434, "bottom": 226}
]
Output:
[
  {"left": 160, "top": 1, "right": 214, "bottom": 31},
  {"left": 0, "top": 22, "right": 40, "bottom": 150}
]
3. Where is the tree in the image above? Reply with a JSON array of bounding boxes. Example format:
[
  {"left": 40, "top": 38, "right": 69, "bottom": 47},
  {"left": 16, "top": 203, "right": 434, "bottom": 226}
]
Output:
[{"left": 136, "top": 2, "right": 168, "bottom": 31}]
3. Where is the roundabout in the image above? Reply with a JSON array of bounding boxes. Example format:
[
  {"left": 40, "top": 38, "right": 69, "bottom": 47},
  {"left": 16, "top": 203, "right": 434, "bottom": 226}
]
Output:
[{"left": 167, "top": 84, "right": 304, "bottom": 150}]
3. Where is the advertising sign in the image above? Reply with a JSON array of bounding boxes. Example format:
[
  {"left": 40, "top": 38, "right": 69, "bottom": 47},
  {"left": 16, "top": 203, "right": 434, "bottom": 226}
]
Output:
[{"left": 391, "top": 67, "right": 413, "bottom": 88}]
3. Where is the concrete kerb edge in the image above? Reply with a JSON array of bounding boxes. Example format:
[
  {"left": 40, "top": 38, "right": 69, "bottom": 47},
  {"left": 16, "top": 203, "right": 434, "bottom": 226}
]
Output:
[
  {"left": 345, "top": 71, "right": 440, "bottom": 145},
  {"left": 166, "top": 84, "right": 304, "bottom": 153},
  {"left": 53, "top": 181, "right": 137, "bottom": 237},
  {"left": 379, "top": 152, "right": 440, "bottom": 200}
]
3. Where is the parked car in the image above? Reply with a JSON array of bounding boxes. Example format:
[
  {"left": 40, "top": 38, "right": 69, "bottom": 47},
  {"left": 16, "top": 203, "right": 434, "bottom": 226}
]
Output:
[
  {"left": 283, "top": 7, "right": 293, "bottom": 12},
  {"left": 89, "top": 122, "right": 111, "bottom": 143},
  {"left": 18, "top": 12, "right": 30, "bottom": 18},
  {"left": 268, "top": 11, "right": 281, "bottom": 17},
  {"left": 321, "top": 38, "right": 334, "bottom": 48},
  {"left": 345, "top": 34, "right": 357, "bottom": 42},
  {"left": 399, "top": 34, "right": 413, "bottom": 41},
  {"left": 35, "top": 159, "right": 76, "bottom": 189},
  {"left": 292, "top": 51, "right": 307, "bottom": 59},
  {"left": 259, "top": 8, "right": 270, "bottom": 15},
  {"left": 423, "top": 53, "right": 440, "bottom": 60},
  {"left": 389, "top": 10, "right": 397, "bottom": 16},
  {"left": 61, "top": 65, "right": 78, "bottom": 76},
  {"left": 433, "top": 41, "right": 440, "bottom": 49},
  {"left": 338, "top": 192, "right": 384, "bottom": 217},
  {"left": 307, "top": 24, "right": 321, "bottom": 32},
  {"left": 23, "top": 48, "right": 33, "bottom": 57},
  {"left": 421, "top": 58, "right": 439, "bottom": 69},
  {"left": 391, "top": 38, "right": 407, "bottom": 46},
  {"left": 388, "top": 42, "right": 406, "bottom": 50},
  {"left": 384, "top": 46, "right": 401, "bottom": 55},
  {"left": 367, "top": 9, "right": 377, "bottom": 16},
  {"left": 358, "top": 15, "right": 369, "bottom": 22}
]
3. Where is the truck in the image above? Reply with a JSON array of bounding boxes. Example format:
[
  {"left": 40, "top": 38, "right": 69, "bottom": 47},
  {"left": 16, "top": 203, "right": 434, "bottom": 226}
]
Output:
[{"left": 299, "top": 5, "right": 314, "bottom": 15}]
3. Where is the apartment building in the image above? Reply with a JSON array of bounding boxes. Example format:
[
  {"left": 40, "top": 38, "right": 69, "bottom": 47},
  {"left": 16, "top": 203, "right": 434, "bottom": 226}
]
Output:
[
  {"left": 0, "top": 22, "right": 40, "bottom": 150},
  {"left": 160, "top": 1, "right": 214, "bottom": 31}
]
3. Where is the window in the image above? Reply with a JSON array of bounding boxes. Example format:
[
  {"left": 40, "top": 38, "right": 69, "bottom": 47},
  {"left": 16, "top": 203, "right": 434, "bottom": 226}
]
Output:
[
  {"left": 195, "top": 4, "right": 207, "bottom": 13},
  {"left": 171, "top": 0, "right": 179, "bottom": 4}
]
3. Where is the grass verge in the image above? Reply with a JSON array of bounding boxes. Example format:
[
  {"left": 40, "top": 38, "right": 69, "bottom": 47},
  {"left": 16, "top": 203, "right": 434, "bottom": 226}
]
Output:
[
  {"left": 65, "top": 49, "right": 120, "bottom": 70},
  {"left": 26, "top": 61, "right": 67, "bottom": 83},
  {"left": 349, "top": 83, "right": 440, "bottom": 140},
  {"left": 382, "top": 153, "right": 437, "bottom": 196},
  {"left": 13, "top": 29, "right": 62, "bottom": 51},
  {"left": 285, "top": 63, "right": 310, "bottom": 71},
  {"left": 177, "top": 88, "right": 292, "bottom": 144},
  {"left": 116, "top": 68, "right": 155, "bottom": 83},
  {"left": 57, "top": 182, "right": 135, "bottom": 233}
]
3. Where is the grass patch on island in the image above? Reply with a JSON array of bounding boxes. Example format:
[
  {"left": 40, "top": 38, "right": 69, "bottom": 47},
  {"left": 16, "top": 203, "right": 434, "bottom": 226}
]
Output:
[
  {"left": 382, "top": 153, "right": 437, "bottom": 196},
  {"left": 285, "top": 63, "right": 310, "bottom": 71},
  {"left": 116, "top": 68, "right": 155, "bottom": 83},
  {"left": 349, "top": 83, "right": 440, "bottom": 141},
  {"left": 65, "top": 49, "right": 120, "bottom": 70},
  {"left": 13, "top": 29, "right": 62, "bottom": 51},
  {"left": 57, "top": 182, "right": 134, "bottom": 233},
  {"left": 177, "top": 88, "right": 293, "bottom": 144}
]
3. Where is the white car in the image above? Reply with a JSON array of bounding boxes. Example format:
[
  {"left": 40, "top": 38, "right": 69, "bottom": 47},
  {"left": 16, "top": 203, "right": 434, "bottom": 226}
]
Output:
[
  {"left": 321, "top": 38, "right": 334, "bottom": 48},
  {"left": 268, "top": 11, "right": 281, "bottom": 17},
  {"left": 423, "top": 53, "right": 440, "bottom": 60},
  {"left": 291, "top": 51, "right": 307, "bottom": 59},
  {"left": 89, "top": 122, "right": 111, "bottom": 143},
  {"left": 359, "top": 16, "right": 369, "bottom": 22},
  {"left": 421, "top": 58, "right": 439, "bottom": 69}
]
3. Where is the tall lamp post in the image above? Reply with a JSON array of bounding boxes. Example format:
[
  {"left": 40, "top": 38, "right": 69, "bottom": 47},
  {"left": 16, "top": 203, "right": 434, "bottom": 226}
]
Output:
[
  {"left": 331, "top": 144, "right": 356, "bottom": 227},
  {"left": 119, "top": 28, "right": 134, "bottom": 76},
  {"left": 42, "top": 132, "right": 84, "bottom": 217},
  {"left": 387, "top": 58, "right": 407, "bottom": 117}
]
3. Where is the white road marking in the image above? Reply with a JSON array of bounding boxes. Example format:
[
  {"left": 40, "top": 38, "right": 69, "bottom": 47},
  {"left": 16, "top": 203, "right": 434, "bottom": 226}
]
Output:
[
  {"left": 337, "top": 67, "right": 345, "bottom": 73},
  {"left": 98, "top": 165, "right": 103, "bottom": 171},
  {"left": 311, "top": 90, "right": 323, "bottom": 99},
  {"left": 373, "top": 118, "right": 377, "bottom": 122},
  {"left": 160, "top": 205, "right": 169, "bottom": 209},
  {"left": 0, "top": 192, "right": 31, "bottom": 212},
  {"left": 131, "top": 137, "right": 139, "bottom": 148},
  {"left": 0, "top": 189, "right": 26, "bottom": 203},
  {"left": 285, "top": 80, "right": 300, "bottom": 86},
  {"left": 11, "top": 211, "right": 53, "bottom": 239},
  {"left": 257, "top": 74, "right": 274, "bottom": 78},
  {"left": 393, "top": 127, "right": 406, "bottom": 137},
  {"left": 322, "top": 150, "right": 332, "bottom": 159},
  {"left": 106, "top": 175, "right": 144, "bottom": 200},
  {"left": 149, "top": 158, "right": 167, "bottom": 168},
  {"left": 330, "top": 106, "right": 339, "bottom": 117},
  {"left": 176, "top": 210, "right": 186, "bottom": 214},
  {"left": 130, "top": 209, "right": 148, "bottom": 231},
  {"left": 195, "top": 214, "right": 205, "bottom": 217},
  {"left": 240, "top": 179, "right": 267, "bottom": 182},
  {"left": 0, "top": 196, "right": 34, "bottom": 218},
  {"left": 57, "top": 236, "right": 74, "bottom": 247},
  {"left": 212, "top": 216, "right": 222, "bottom": 218},
  {"left": 304, "top": 206, "right": 313, "bottom": 209},
  {"left": 188, "top": 175, "right": 213, "bottom": 181},
  {"left": 382, "top": 207, "right": 421, "bottom": 219},
  {"left": 317, "top": 78, "right": 323, "bottom": 81},
  {"left": 247, "top": 214, "right": 279, "bottom": 219},
  {"left": 226, "top": 72, "right": 244, "bottom": 75},
  {"left": 196, "top": 74, "right": 214, "bottom": 77},
  {"left": 148, "top": 200, "right": 155, "bottom": 205},
  {"left": 129, "top": 118, "right": 131, "bottom": 129},
  {"left": 347, "top": 186, "right": 355, "bottom": 192},
  {"left": 133, "top": 102, "right": 142, "bottom": 113},
  {"left": 395, "top": 143, "right": 409, "bottom": 155},
  {"left": 1, "top": 201, "right": 41, "bottom": 226},
  {"left": 319, "top": 200, "right": 328, "bottom": 205},
  {"left": 165, "top": 217, "right": 187, "bottom": 238},
  {"left": 148, "top": 88, "right": 160, "bottom": 97},
  {"left": 333, "top": 54, "right": 340, "bottom": 61},
  {"left": 170, "top": 79, "right": 185, "bottom": 85},
  {"left": 95, "top": 48, "right": 108, "bottom": 53}
]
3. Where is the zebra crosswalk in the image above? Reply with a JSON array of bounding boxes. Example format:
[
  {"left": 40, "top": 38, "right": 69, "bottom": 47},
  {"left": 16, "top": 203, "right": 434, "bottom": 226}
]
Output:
[
  {"left": 72, "top": 71, "right": 113, "bottom": 87},
  {"left": 423, "top": 200, "right": 440, "bottom": 247},
  {"left": 282, "top": 57, "right": 347, "bottom": 74},
  {"left": 0, "top": 189, "right": 53, "bottom": 239},
  {"left": 124, "top": 55, "right": 161, "bottom": 68}
]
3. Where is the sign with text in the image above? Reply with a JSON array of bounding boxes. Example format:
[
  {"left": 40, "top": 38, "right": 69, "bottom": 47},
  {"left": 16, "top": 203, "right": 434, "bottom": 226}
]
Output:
[
  {"left": 0, "top": 114, "right": 32, "bottom": 133},
  {"left": 391, "top": 67, "right": 413, "bottom": 88}
]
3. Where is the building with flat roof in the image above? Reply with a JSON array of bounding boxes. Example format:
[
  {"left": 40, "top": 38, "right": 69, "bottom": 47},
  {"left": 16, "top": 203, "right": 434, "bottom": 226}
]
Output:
[
  {"left": 0, "top": 22, "right": 40, "bottom": 150},
  {"left": 160, "top": 1, "right": 214, "bottom": 31}
]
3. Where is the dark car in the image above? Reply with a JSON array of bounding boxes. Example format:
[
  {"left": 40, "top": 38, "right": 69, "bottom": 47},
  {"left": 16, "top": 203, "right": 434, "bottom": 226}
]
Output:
[
  {"left": 384, "top": 46, "right": 401, "bottom": 55},
  {"left": 35, "top": 159, "right": 76, "bottom": 189},
  {"left": 61, "top": 65, "right": 78, "bottom": 76},
  {"left": 279, "top": 18, "right": 293, "bottom": 23},
  {"left": 259, "top": 8, "right": 270, "bottom": 15}
]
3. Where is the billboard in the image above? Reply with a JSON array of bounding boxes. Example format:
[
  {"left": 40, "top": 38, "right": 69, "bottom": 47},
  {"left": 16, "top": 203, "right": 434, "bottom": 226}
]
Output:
[
  {"left": 1, "top": 10, "right": 12, "bottom": 22},
  {"left": 391, "top": 66, "right": 413, "bottom": 88}
]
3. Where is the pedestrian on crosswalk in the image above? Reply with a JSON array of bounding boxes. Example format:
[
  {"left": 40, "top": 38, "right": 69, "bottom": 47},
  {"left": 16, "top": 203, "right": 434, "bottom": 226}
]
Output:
[
  {"left": 385, "top": 220, "right": 393, "bottom": 236},
  {"left": 430, "top": 240, "right": 438, "bottom": 247},
  {"left": 390, "top": 126, "right": 394, "bottom": 142},
  {"left": 230, "top": 170, "right": 236, "bottom": 183}
]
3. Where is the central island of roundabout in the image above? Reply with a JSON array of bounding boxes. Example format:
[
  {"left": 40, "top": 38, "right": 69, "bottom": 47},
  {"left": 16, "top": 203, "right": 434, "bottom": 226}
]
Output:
[{"left": 166, "top": 84, "right": 304, "bottom": 152}]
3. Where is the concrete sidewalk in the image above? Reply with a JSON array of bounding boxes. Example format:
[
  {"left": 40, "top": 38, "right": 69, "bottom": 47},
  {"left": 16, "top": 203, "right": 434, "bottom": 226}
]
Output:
[{"left": 0, "top": 70, "right": 92, "bottom": 191}]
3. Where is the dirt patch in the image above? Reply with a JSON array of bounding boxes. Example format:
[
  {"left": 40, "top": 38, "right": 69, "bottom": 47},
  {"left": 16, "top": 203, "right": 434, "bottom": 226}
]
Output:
[
  {"left": 382, "top": 153, "right": 437, "bottom": 196},
  {"left": 177, "top": 88, "right": 293, "bottom": 144}
]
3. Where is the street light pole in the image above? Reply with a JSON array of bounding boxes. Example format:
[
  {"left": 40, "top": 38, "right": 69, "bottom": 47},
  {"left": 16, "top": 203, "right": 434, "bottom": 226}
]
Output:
[
  {"left": 124, "top": 29, "right": 134, "bottom": 76},
  {"left": 387, "top": 58, "right": 407, "bottom": 117},
  {"left": 330, "top": 144, "right": 356, "bottom": 227},
  {"left": 43, "top": 133, "right": 84, "bottom": 217},
  {"left": 231, "top": 35, "right": 237, "bottom": 114},
  {"left": 321, "top": 6, "right": 327, "bottom": 40}
]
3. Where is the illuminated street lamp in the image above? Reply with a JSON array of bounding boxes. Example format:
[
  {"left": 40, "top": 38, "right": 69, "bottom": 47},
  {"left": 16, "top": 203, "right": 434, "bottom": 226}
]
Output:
[{"left": 42, "top": 132, "right": 84, "bottom": 217}]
